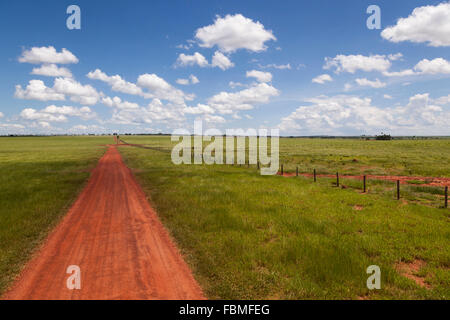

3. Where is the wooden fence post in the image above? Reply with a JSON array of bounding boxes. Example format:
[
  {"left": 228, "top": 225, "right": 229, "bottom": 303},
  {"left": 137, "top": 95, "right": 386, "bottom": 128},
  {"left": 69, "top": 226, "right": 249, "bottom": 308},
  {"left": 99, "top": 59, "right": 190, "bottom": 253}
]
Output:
[
  {"left": 257, "top": 161, "right": 260, "bottom": 170},
  {"left": 445, "top": 186, "right": 448, "bottom": 208},
  {"left": 397, "top": 180, "right": 400, "bottom": 200},
  {"left": 313, "top": 169, "right": 316, "bottom": 182},
  {"left": 336, "top": 172, "right": 339, "bottom": 187},
  {"left": 281, "top": 164, "right": 284, "bottom": 175},
  {"left": 363, "top": 175, "right": 366, "bottom": 193},
  {"left": 296, "top": 166, "right": 298, "bottom": 177}
]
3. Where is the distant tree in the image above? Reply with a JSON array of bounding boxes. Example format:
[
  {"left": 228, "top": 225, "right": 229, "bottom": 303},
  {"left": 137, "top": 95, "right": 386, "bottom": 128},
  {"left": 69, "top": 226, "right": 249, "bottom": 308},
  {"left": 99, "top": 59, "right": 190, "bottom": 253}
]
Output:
[{"left": 375, "top": 132, "right": 392, "bottom": 140}]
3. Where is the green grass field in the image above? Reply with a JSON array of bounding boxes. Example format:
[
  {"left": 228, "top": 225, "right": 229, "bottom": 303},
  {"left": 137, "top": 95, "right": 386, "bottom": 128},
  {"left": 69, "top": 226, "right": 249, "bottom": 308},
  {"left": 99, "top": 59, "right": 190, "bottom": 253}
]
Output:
[
  {"left": 0, "top": 136, "right": 109, "bottom": 295},
  {"left": 0, "top": 136, "right": 448, "bottom": 299},
  {"left": 118, "top": 136, "right": 450, "bottom": 299}
]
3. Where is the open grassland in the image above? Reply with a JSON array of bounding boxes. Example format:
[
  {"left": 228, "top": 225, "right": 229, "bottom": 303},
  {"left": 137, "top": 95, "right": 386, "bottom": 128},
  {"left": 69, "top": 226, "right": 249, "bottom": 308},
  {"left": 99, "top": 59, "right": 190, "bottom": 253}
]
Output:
[
  {"left": 119, "top": 136, "right": 449, "bottom": 299},
  {"left": 278, "top": 138, "right": 450, "bottom": 178},
  {"left": 0, "top": 136, "right": 109, "bottom": 295}
]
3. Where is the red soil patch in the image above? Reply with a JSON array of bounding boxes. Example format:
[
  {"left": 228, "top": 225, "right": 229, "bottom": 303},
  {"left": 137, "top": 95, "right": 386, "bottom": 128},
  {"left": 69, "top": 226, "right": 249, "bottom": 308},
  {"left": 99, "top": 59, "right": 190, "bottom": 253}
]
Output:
[
  {"left": 2, "top": 146, "right": 204, "bottom": 300},
  {"left": 395, "top": 259, "right": 431, "bottom": 289}
]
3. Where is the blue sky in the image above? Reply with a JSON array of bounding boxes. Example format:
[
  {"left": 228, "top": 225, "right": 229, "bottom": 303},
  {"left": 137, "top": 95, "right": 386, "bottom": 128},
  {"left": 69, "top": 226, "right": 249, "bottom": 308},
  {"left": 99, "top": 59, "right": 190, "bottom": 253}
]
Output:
[{"left": 0, "top": 0, "right": 449, "bottom": 135}]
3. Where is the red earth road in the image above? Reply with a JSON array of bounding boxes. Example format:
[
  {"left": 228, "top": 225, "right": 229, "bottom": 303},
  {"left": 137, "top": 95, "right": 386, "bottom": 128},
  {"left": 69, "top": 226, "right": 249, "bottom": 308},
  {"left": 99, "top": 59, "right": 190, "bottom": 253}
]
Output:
[{"left": 3, "top": 146, "right": 204, "bottom": 300}]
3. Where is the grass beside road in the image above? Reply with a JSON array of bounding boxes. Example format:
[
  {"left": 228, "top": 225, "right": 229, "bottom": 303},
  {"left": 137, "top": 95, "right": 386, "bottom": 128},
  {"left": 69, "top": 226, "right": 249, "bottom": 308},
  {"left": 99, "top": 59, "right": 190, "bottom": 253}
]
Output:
[
  {"left": 0, "top": 136, "right": 109, "bottom": 295},
  {"left": 119, "top": 136, "right": 450, "bottom": 299},
  {"left": 278, "top": 138, "right": 450, "bottom": 177}
]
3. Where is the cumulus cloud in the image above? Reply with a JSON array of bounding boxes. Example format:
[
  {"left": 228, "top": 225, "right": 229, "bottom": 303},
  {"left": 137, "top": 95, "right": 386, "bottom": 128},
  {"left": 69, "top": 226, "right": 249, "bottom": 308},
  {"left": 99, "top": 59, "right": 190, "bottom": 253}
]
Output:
[
  {"left": 324, "top": 54, "right": 392, "bottom": 74},
  {"left": 87, "top": 69, "right": 146, "bottom": 97},
  {"left": 19, "top": 46, "right": 78, "bottom": 64},
  {"left": 20, "top": 105, "right": 96, "bottom": 122},
  {"left": 189, "top": 74, "right": 200, "bottom": 84},
  {"left": 101, "top": 96, "right": 140, "bottom": 110},
  {"left": 176, "top": 52, "right": 209, "bottom": 67},
  {"left": 383, "top": 58, "right": 450, "bottom": 77},
  {"left": 195, "top": 14, "right": 276, "bottom": 53},
  {"left": 355, "top": 78, "right": 386, "bottom": 88},
  {"left": 176, "top": 74, "right": 200, "bottom": 85},
  {"left": 0, "top": 112, "right": 4, "bottom": 118},
  {"left": 183, "top": 104, "right": 215, "bottom": 114},
  {"left": 53, "top": 78, "right": 101, "bottom": 105},
  {"left": 31, "top": 64, "right": 73, "bottom": 78},
  {"left": 279, "top": 94, "right": 450, "bottom": 135},
  {"left": 110, "top": 99, "right": 185, "bottom": 125},
  {"left": 259, "top": 63, "right": 291, "bottom": 70},
  {"left": 381, "top": 3, "right": 450, "bottom": 47},
  {"left": 203, "top": 114, "right": 226, "bottom": 123},
  {"left": 246, "top": 70, "right": 272, "bottom": 83},
  {"left": 15, "top": 80, "right": 65, "bottom": 101},
  {"left": 414, "top": 58, "right": 450, "bottom": 74},
  {"left": 208, "top": 82, "right": 279, "bottom": 115},
  {"left": 312, "top": 74, "right": 333, "bottom": 84},
  {"left": 211, "top": 51, "right": 234, "bottom": 70},
  {"left": 137, "top": 73, "right": 191, "bottom": 104},
  {"left": 176, "top": 78, "right": 190, "bottom": 85},
  {"left": 15, "top": 78, "right": 100, "bottom": 105}
]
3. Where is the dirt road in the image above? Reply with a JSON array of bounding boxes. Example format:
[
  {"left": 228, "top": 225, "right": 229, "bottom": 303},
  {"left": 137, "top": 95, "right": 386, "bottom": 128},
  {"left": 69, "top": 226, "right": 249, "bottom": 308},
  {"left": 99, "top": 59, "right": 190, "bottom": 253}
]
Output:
[{"left": 3, "top": 146, "right": 204, "bottom": 300}]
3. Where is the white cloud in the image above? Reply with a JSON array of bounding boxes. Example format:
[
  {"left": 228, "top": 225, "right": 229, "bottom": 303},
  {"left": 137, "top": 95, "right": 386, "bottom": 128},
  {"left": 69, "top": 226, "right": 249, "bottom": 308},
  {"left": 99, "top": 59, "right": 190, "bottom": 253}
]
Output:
[
  {"left": 383, "top": 58, "right": 450, "bottom": 77},
  {"left": 259, "top": 63, "right": 291, "bottom": 70},
  {"left": 355, "top": 78, "right": 386, "bottom": 88},
  {"left": 384, "top": 94, "right": 393, "bottom": 99},
  {"left": 414, "top": 58, "right": 450, "bottom": 74},
  {"left": 324, "top": 54, "right": 392, "bottom": 74},
  {"left": 101, "top": 96, "right": 140, "bottom": 110},
  {"left": 20, "top": 105, "right": 96, "bottom": 123},
  {"left": 189, "top": 74, "right": 200, "bottom": 84},
  {"left": 176, "top": 78, "right": 190, "bottom": 85},
  {"left": 211, "top": 51, "right": 234, "bottom": 70},
  {"left": 279, "top": 94, "right": 450, "bottom": 135},
  {"left": 381, "top": 3, "right": 450, "bottom": 47},
  {"left": 31, "top": 64, "right": 73, "bottom": 78},
  {"left": 87, "top": 69, "right": 145, "bottom": 97},
  {"left": 176, "top": 52, "right": 209, "bottom": 67},
  {"left": 246, "top": 70, "right": 272, "bottom": 83},
  {"left": 382, "top": 69, "right": 416, "bottom": 77},
  {"left": 229, "top": 81, "right": 247, "bottom": 89},
  {"left": 53, "top": 77, "right": 100, "bottom": 105},
  {"left": 110, "top": 99, "right": 185, "bottom": 125},
  {"left": 19, "top": 46, "right": 78, "bottom": 64},
  {"left": 434, "top": 94, "right": 450, "bottom": 105},
  {"left": 176, "top": 75, "right": 200, "bottom": 85},
  {"left": 388, "top": 53, "right": 404, "bottom": 61},
  {"left": 195, "top": 14, "right": 276, "bottom": 53},
  {"left": 312, "top": 74, "right": 333, "bottom": 84},
  {"left": 203, "top": 114, "right": 226, "bottom": 123},
  {"left": 15, "top": 78, "right": 100, "bottom": 105},
  {"left": 183, "top": 104, "right": 215, "bottom": 114},
  {"left": 0, "top": 112, "right": 3, "bottom": 118},
  {"left": 137, "top": 73, "right": 191, "bottom": 104},
  {"left": 15, "top": 80, "right": 65, "bottom": 101},
  {"left": 208, "top": 82, "right": 279, "bottom": 115}
]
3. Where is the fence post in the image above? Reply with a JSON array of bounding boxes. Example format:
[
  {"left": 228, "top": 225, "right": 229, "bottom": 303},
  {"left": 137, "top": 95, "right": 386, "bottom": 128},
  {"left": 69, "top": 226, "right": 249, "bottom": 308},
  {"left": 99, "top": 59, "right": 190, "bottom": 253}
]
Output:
[
  {"left": 313, "top": 169, "right": 316, "bottom": 182},
  {"left": 257, "top": 161, "right": 260, "bottom": 170},
  {"left": 445, "top": 186, "right": 448, "bottom": 208},
  {"left": 397, "top": 180, "right": 400, "bottom": 200},
  {"left": 363, "top": 175, "right": 366, "bottom": 193},
  {"left": 296, "top": 166, "right": 298, "bottom": 177},
  {"left": 336, "top": 172, "right": 339, "bottom": 187},
  {"left": 281, "top": 164, "right": 284, "bottom": 175}
]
